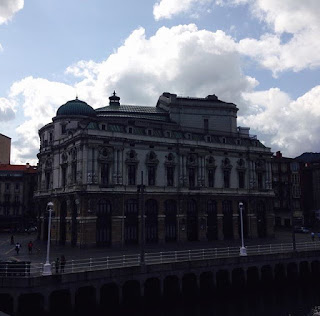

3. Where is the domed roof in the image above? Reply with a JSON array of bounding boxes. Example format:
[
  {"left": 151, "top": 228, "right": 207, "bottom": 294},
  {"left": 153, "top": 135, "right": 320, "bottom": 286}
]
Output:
[{"left": 56, "top": 98, "right": 96, "bottom": 117}]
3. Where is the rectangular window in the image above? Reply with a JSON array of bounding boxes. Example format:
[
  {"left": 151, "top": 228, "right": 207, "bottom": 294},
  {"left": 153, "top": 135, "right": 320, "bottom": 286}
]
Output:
[
  {"left": 61, "top": 166, "right": 67, "bottom": 187},
  {"left": 128, "top": 165, "right": 136, "bottom": 185},
  {"left": 204, "top": 119, "right": 209, "bottom": 132},
  {"left": 238, "top": 171, "right": 245, "bottom": 189},
  {"left": 45, "top": 172, "right": 51, "bottom": 190},
  {"left": 208, "top": 169, "right": 215, "bottom": 187},
  {"left": 223, "top": 170, "right": 230, "bottom": 188},
  {"left": 167, "top": 167, "right": 174, "bottom": 186},
  {"left": 258, "top": 172, "right": 263, "bottom": 189},
  {"left": 189, "top": 168, "right": 195, "bottom": 188},
  {"left": 5, "top": 183, "right": 10, "bottom": 192},
  {"left": 72, "top": 162, "right": 77, "bottom": 183},
  {"left": 101, "top": 124, "right": 106, "bottom": 131},
  {"left": 61, "top": 124, "right": 66, "bottom": 134},
  {"left": 101, "top": 163, "right": 109, "bottom": 185},
  {"left": 148, "top": 166, "right": 156, "bottom": 186},
  {"left": 15, "top": 183, "right": 20, "bottom": 191}
]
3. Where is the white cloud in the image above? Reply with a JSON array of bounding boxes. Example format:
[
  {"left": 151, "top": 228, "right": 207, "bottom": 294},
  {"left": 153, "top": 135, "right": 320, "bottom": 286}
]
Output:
[
  {"left": 0, "top": 97, "right": 16, "bottom": 121},
  {"left": 240, "top": 86, "right": 320, "bottom": 157},
  {"left": 7, "top": 77, "right": 75, "bottom": 164},
  {"left": 153, "top": 0, "right": 212, "bottom": 20},
  {"left": 6, "top": 24, "right": 257, "bottom": 164},
  {"left": 233, "top": 0, "right": 320, "bottom": 75},
  {"left": 0, "top": 0, "right": 24, "bottom": 25}
]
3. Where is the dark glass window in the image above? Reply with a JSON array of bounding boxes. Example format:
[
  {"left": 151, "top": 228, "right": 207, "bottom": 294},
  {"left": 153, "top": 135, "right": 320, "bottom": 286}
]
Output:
[
  {"left": 148, "top": 166, "right": 156, "bottom": 186},
  {"left": 167, "top": 167, "right": 174, "bottom": 186},
  {"left": 224, "top": 170, "right": 230, "bottom": 188},
  {"left": 62, "top": 167, "right": 67, "bottom": 187},
  {"left": 72, "top": 162, "right": 77, "bottom": 183},
  {"left": 258, "top": 172, "right": 263, "bottom": 189},
  {"left": 101, "top": 163, "right": 109, "bottom": 185},
  {"left": 204, "top": 118, "right": 209, "bottom": 132},
  {"left": 239, "top": 171, "right": 245, "bottom": 188},
  {"left": 45, "top": 172, "right": 51, "bottom": 190},
  {"left": 128, "top": 165, "right": 136, "bottom": 185},
  {"left": 189, "top": 168, "right": 195, "bottom": 188},
  {"left": 208, "top": 169, "right": 215, "bottom": 187}
]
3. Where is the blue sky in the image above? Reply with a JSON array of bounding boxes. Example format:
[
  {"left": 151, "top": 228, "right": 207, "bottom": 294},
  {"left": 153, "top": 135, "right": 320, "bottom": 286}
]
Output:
[{"left": 0, "top": 0, "right": 320, "bottom": 164}]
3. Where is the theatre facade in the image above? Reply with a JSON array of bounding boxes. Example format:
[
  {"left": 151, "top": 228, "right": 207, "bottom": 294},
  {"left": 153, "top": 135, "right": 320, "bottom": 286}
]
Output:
[{"left": 34, "top": 92, "right": 274, "bottom": 247}]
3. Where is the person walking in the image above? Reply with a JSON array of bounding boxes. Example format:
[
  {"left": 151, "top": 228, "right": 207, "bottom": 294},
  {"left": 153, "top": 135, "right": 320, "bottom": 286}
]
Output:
[
  {"left": 15, "top": 242, "right": 21, "bottom": 255},
  {"left": 55, "top": 257, "right": 60, "bottom": 274},
  {"left": 10, "top": 235, "right": 14, "bottom": 245},
  {"left": 60, "top": 255, "right": 66, "bottom": 273},
  {"left": 311, "top": 232, "right": 315, "bottom": 241},
  {"left": 28, "top": 241, "right": 33, "bottom": 254}
]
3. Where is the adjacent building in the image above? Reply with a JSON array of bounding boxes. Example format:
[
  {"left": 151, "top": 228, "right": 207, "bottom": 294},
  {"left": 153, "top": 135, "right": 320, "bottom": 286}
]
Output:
[
  {"left": 271, "top": 151, "right": 303, "bottom": 228},
  {"left": 35, "top": 92, "right": 275, "bottom": 247},
  {"left": 0, "top": 133, "right": 11, "bottom": 164},
  {"left": 0, "top": 164, "right": 37, "bottom": 230}
]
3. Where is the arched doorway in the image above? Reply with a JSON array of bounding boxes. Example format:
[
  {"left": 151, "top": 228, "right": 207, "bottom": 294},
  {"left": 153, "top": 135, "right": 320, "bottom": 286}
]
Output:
[
  {"left": 207, "top": 200, "right": 218, "bottom": 241},
  {"left": 125, "top": 199, "right": 138, "bottom": 244},
  {"left": 164, "top": 200, "right": 177, "bottom": 242},
  {"left": 223, "top": 200, "right": 233, "bottom": 239},
  {"left": 145, "top": 199, "right": 158, "bottom": 243},
  {"left": 257, "top": 201, "right": 267, "bottom": 237},
  {"left": 59, "top": 201, "right": 67, "bottom": 245},
  {"left": 187, "top": 199, "right": 198, "bottom": 241},
  {"left": 96, "top": 200, "right": 112, "bottom": 247}
]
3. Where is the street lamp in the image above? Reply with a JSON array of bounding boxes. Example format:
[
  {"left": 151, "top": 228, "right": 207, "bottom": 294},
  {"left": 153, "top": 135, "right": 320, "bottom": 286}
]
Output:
[
  {"left": 42, "top": 201, "right": 53, "bottom": 276},
  {"left": 239, "top": 202, "right": 247, "bottom": 256}
]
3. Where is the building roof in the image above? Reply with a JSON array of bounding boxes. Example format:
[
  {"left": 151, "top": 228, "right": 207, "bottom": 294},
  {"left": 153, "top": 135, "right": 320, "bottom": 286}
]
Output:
[
  {"left": 0, "top": 164, "right": 37, "bottom": 173},
  {"left": 56, "top": 98, "right": 97, "bottom": 117},
  {"left": 96, "top": 104, "right": 170, "bottom": 122},
  {"left": 294, "top": 152, "right": 320, "bottom": 163}
]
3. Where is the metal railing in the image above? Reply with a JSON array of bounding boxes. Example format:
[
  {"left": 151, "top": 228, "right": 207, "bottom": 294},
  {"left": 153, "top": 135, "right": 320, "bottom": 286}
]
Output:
[{"left": 1, "top": 241, "right": 320, "bottom": 278}]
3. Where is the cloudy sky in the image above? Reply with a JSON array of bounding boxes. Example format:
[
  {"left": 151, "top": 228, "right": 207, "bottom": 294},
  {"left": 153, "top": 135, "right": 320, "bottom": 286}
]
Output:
[{"left": 0, "top": 0, "right": 319, "bottom": 164}]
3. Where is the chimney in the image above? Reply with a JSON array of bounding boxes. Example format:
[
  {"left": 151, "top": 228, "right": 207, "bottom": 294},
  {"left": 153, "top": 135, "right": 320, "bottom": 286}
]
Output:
[{"left": 276, "top": 151, "right": 282, "bottom": 158}]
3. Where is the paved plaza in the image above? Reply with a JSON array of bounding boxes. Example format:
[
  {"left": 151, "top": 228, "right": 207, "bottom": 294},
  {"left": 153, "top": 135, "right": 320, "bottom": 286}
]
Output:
[{"left": 0, "top": 228, "right": 315, "bottom": 265}]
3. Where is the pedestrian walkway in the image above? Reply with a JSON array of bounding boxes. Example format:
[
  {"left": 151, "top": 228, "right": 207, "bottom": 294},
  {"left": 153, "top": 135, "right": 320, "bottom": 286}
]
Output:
[{"left": 0, "top": 228, "right": 313, "bottom": 264}]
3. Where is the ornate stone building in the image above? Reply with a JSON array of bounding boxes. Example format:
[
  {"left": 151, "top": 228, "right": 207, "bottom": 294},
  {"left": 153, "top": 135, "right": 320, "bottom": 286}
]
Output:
[{"left": 35, "top": 92, "right": 274, "bottom": 247}]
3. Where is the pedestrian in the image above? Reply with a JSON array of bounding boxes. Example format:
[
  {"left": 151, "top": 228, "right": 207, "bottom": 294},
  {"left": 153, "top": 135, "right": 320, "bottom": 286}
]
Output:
[
  {"left": 10, "top": 235, "right": 14, "bottom": 245},
  {"left": 28, "top": 240, "right": 33, "bottom": 254},
  {"left": 60, "top": 255, "right": 66, "bottom": 273},
  {"left": 15, "top": 242, "right": 21, "bottom": 255},
  {"left": 55, "top": 257, "right": 60, "bottom": 274},
  {"left": 311, "top": 232, "right": 315, "bottom": 241}
]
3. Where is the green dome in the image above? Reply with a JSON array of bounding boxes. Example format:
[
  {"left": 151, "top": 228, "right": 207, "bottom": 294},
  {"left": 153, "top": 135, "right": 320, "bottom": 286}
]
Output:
[{"left": 56, "top": 98, "right": 96, "bottom": 117}]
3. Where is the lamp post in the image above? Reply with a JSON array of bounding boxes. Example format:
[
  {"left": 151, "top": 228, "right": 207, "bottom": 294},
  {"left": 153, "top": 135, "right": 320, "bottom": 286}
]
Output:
[
  {"left": 42, "top": 201, "right": 53, "bottom": 276},
  {"left": 239, "top": 202, "right": 247, "bottom": 256}
]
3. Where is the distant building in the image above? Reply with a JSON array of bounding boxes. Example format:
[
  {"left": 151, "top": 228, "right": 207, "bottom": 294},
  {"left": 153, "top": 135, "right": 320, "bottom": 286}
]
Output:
[
  {"left": 0, "top": 163, "right": 37, "bottom": 230},
  {"left": 294, "top": 153, "right": 320, "bottom": 227},
  {"left": 0, "top": 133, "right": 11, "bottom": 164},
  {"left": 271, "top": 151, "right": 303, "bottom": 227},
  {"left": 35, "top": 92, "right": 275, "bottom": 247}
]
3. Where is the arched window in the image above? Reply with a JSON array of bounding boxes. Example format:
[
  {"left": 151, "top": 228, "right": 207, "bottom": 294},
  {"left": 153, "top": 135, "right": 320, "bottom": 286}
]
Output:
[
  {"left": 145, "top": 199, "right": 158, "bottom": 243},
  {"left": 207, "top": 200, "right": 218, "bottom": 241},
  {"left": 164, "top": 200, "right": 177, "bottom": 242},
  {"left": 96, "top": 199, "right": 112, "bottom": 247},
  {"left": 125, "top": 199, "right": 138, "bottom": 244}
]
